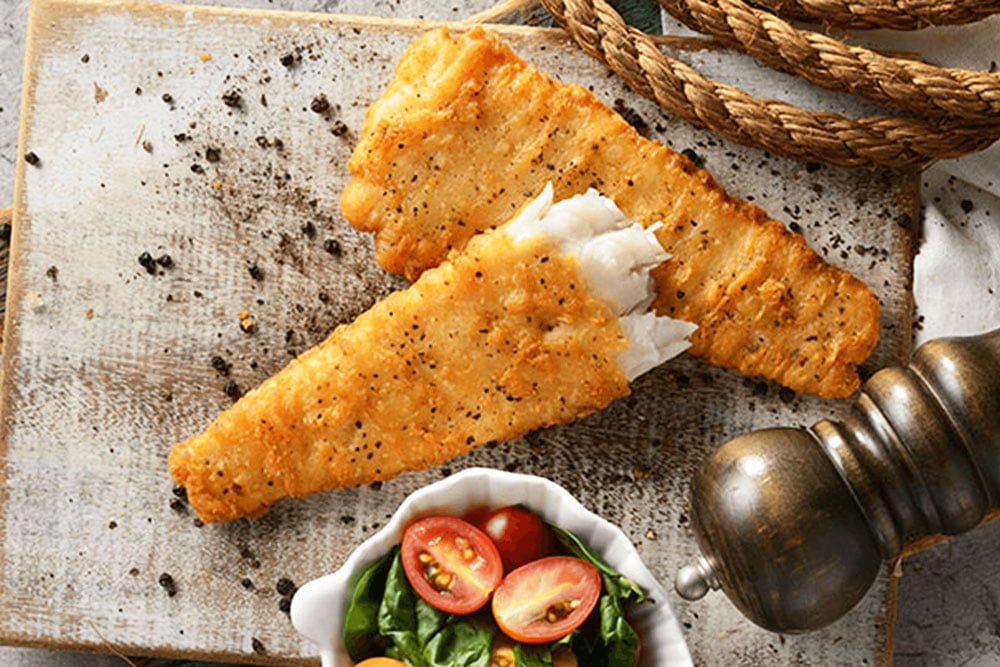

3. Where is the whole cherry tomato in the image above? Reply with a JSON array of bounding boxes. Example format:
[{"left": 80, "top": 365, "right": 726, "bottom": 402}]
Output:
[
  {"left": 401, "top": 515, "right": 503, "bottom": 614},
  {"left": 477, "top": 505, "right": 555, "bottom": 572},
  {"left": 492, "top": 556, "right": 602, "bottom": 644}
]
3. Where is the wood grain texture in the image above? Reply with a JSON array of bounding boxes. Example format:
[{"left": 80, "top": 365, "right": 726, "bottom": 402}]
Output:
[{"left": 2, "top": 0, "right": 917, "bottom": 664}]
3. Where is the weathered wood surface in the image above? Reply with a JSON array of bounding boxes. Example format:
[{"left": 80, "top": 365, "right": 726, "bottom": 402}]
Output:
[{"left": 2, "top": 0, "right": 918, "bottom": 664}]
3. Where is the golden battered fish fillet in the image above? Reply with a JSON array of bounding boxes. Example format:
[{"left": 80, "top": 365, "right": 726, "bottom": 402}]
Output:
[
  {"left": 341, "top": 26, "right": 880, "bottom": 399},
  {"left": 169, "top": 188, "right": 692, "bottom": 522}
]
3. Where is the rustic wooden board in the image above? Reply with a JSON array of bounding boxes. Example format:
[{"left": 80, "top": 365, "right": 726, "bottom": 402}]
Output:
[{"left": 3, "top": 0, "right": 918, "bottom": 664}]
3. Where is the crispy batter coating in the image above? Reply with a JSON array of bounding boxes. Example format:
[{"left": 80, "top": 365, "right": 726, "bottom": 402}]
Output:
[
  {"left": 169, "top": 230, "right": 630, "bottom": 522},
  {"left": 341, "top": 27, "right": 880, "bottom": 398}
]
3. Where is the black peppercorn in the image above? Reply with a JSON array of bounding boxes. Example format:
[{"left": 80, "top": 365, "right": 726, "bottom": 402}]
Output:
[
  {"left": 223, "top": 380, "right": 241, "bottom": 399},
  {"left": 158, "top": 572, "right": 178, "bottom": 597},
  {"left": 221, "top": 90, "right": 242, "bottom": 107},
  {"left": 276, "top": 577, "right": 297, "bottom": 596},
  {"left": 138, "top": 251, "right": 157, "bottom": 275},
  {"left": 323, "top": 238, "right": 341, "bottom": 255},
  {"left": 310, "top": 94, "right": 330, "bottom": 114}
]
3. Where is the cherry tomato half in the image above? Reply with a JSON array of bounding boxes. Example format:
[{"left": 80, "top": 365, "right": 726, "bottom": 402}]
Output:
[
  {"left": 401, "top": 515, "right": 503, "bottom": 614},
  {"left": 492, "top": 556, "right": 602, "bottom": 644},
  {"left": 477, "top": 505, "right": 555, "bottom": 572},
  {"left": 354, "top": 658, "right": 407, "bottom": 667}
]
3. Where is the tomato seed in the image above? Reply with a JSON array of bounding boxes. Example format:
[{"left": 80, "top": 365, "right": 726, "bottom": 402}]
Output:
[
  {"left": 455, "top": 537, "right": 475, "bottom": 560},
  {"left": 431, "top": 571, "right": 453, "bottom": 591},
  {"left": 545, "top": 599, "right": 580, "bottom": 623}
]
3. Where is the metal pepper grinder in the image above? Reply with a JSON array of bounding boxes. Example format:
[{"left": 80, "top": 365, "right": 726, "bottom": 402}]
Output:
[{"left": 674, "top": 327, "right": 1000, "bottom": 633}]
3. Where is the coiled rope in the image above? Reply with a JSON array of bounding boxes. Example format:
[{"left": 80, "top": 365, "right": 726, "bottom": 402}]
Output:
[{"left": 539, "top": 0, "right": 1000, "bottom": 166}]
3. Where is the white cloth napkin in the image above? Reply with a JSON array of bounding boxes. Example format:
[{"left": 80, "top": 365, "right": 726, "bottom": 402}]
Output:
[{"left": 856, "top": 17, "right": 1000, "bottom": 345}]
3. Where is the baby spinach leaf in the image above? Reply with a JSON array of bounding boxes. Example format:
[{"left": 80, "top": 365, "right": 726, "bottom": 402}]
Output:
[
  {"left": 343, "top": 547, "right": 396, "bottom": 661},
  {"left": 599, "top": 593, "right": 640, "bottom": 667},
  {"left": 377, "top": 551, "right": 428, "bottom": 666},
  {"left": 549, "top": 524, "right": 645, "bottom": 603},
  {"left": 513, "top": 642, "right": 558, "bottom": 667},
  {"left": 423, "top": 620, "right": 494, "bottom": 667}
]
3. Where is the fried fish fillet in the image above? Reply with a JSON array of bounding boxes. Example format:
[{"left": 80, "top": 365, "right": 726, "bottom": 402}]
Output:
[
  {"left": 341, "top": 27, "right": 880, "bottom": 398},
  {"left": 169, "top": 188, "right": 694, "bottom": 522}
]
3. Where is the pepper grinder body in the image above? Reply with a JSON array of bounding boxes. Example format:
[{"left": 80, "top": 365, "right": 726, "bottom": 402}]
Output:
[{"left": 676, "top": 328, "right": 1000, "bottom": 632}]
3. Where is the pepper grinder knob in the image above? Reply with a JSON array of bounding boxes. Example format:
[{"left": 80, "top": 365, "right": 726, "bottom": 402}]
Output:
[{"left": 675, "top": 328, "right": 1000, "bottom": 632}]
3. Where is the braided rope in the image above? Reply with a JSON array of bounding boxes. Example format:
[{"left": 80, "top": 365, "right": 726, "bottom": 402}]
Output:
[
  {"left": 749, "top": 0, "right": 1000, "bottom": 30},
  {"left": 539, "top": 0, "right": 1000, "bottom": 166},
  {"left": 660, "top": 0, "right": 1000, "bottom": 122}
]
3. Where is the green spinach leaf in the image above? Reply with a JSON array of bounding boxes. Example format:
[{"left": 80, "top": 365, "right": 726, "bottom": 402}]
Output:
[
  {"left": 599, "top": 593, "right": 641, "bottom": 667},
  {"left": 377, "top": 550, "right": 429, "bottom": 666},
  {"left": 549, "top": 524, "right": 645, "bottom": 603},
  {"left": 343, "top": 548, "right": 397, "bottom": 661},
  {"left": 423, "top": 620, "right": 494, "bottom": 667}
]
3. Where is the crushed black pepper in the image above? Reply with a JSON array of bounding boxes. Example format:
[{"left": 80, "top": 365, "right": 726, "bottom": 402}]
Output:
[
  {"left": 310, "top": 93, "right": 330, "bottom": 114},
  {"left": 24, "top": 151, "right": 40, "bottom": 166},
  {"left": 276, "top": 577, "right": 297, "bottom": 597},
  {"left": 211, "top": 355, "right": 231, "bottom": 376},
  {"left": 205, "top": 147, "right": 221, "bottom": 163},
  {"left": 331, "top": 120, "right": 349, "bottom": 136},
  {"left": 251, "top": 637, "right": 266, "bottom": 654},
  {"left": 612, "top": 98, "right": 649, "bottom": 136},
  {"left": 323, "top": 238, "right": 341, "bottom": 255},
  {"left": 158, "top": 572, "right": 177, "bottom": 597},
  {"left": 680, "top": 148, "right": 703, "bottom": 168},
  {"left": 223, "top": 380, "right": 241, "bottom": 399},
  {"left": 247, "top": 261, "right": 263, "bottom": 280},
  {"left": 138, "top": 251, "right": 157, "bottom": 275},
  {"left": 222, "top": 90, "right": 243, "bottom": 107}
]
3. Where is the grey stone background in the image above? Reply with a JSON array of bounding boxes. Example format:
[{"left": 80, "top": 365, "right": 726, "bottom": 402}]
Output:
[{"left": 1, "top": 0, "right": 999, "bottom": 665}]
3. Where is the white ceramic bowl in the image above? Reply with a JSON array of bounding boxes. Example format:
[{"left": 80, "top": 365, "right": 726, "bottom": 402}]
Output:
[{"left": 291, "top": 467, "right": 693, "bottom": 666}]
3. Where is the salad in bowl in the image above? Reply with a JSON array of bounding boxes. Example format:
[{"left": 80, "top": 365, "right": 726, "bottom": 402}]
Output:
[{"left": 291, "top": 468, "right": 692, "bottom": 666}]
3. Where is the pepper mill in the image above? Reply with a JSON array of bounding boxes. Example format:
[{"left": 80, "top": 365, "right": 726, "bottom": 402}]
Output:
[{"left": 674, "top": 328, "right": 1000, "bottom": 633}]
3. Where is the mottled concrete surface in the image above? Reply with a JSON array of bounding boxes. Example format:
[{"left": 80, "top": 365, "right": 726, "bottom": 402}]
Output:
[{"left": 1, "top": 1, "right": 999, "bottom": 666}]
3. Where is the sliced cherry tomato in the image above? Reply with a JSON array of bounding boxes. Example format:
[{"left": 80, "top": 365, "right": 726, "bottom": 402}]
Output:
[
  {"left": 401, "top": 515, "right": 503, "bottom": 614},
  {"left": 492, "top": 556, "right": 601, "bottom": 644},
  {"left": 354, "top": 659, "right": 407, "bottom": 667},
  {"left": 477, "top": 505, "right": 555, "bottom": 572}
]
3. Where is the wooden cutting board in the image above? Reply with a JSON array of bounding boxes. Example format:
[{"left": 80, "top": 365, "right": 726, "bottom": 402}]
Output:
[{"left": 2, "top": 0, "right": 918, "bottom": 664}]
